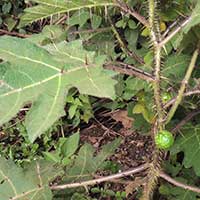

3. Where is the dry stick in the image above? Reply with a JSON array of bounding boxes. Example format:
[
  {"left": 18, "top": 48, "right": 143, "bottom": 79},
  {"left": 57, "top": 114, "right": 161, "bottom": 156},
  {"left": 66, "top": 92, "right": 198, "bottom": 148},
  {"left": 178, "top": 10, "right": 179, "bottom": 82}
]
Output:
[
  {"left": 164, "top": 89, "right": 200, "bottom": 108},
  {"left": 158, "top": 17, "right": 191, "bottom": 47},
  {"left": 50, "top": 164, "right": 148, "bottom": 190},
  {"left": 165, "top": 49, "right": 199, "bottom": 124},
  {"left": 116, "top": 0, "right": 149, "bottom": 27},
  {"left": 104, "top": 63, "right": 155, "bottom": 82},
  {"left": 160, "top": 172, "right": 200, "bottom": 194}
]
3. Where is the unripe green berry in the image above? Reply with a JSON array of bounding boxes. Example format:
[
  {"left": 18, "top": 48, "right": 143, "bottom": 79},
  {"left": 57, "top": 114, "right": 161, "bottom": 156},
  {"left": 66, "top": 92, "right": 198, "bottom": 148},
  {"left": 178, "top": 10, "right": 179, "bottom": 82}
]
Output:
[{"left": 155, "top": 130, "right": 174, "bottom": 149}]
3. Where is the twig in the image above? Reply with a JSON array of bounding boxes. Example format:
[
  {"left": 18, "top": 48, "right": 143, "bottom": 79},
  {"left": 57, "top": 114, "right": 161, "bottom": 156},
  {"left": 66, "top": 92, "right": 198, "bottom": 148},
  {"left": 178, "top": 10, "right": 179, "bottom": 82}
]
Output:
[
  {"left": 165, "top": 49, "right": 199, "bottom": 124},
  {"left": 164, "top": 89, "right": 200, "bottom": 108},
  {"left": 158, "top": 17, "right": 191, "bottom": 47},
  {"left": 160, "top": 171, "right": 200, "bottom": 194},
  {"left": 171, "top": 109, "right": 200, "bottom": 133},
  {"left": 104, "top": 62, "right": 155, "bottom": 82},
  {"left": 0, "top": 29, "right": 30, "bottom": 38},
  {"left": 50, "top": 164, "right": 148, "bottom": 190},
  {"left": 116, "top": 0, "right": 149, "bottom": 27}
]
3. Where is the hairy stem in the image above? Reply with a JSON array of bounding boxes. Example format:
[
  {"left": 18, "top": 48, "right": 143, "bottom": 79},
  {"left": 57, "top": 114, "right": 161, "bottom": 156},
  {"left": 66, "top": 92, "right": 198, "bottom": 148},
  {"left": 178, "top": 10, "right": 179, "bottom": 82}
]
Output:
[
  {"left": 140, "top": 1, "right": 164, "bottom": 199},
  {"left": 165, "top": 49, "right": 199, "bottom": 124},
  {"left": 149, "top": 0, "right": 164, "bottom": 127},
  {"left": 141, "top": 149, "right": 163, "bottom": 200}
]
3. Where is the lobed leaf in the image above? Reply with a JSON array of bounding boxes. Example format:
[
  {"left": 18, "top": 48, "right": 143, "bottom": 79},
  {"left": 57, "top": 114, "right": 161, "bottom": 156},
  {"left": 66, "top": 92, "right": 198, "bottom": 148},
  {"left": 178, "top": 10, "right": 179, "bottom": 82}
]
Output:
[
  {"left": 0, "top": 36, "right": 116, "bottom": 142},
  {"left": 64, "top": 138, "right": 122, "bottom": 182},
  {"left": 0, "top": 158, "right": 62, "bottom": 200}
]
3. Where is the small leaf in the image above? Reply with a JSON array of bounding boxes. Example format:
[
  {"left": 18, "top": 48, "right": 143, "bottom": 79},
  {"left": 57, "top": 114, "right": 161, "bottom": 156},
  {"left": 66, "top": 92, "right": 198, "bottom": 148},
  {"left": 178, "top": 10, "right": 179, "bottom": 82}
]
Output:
[
  {"left": 68, "top": 104, "right": 78, "bottom": 119},
  {"left": 43, "top": 151, "right": 61, "bottom": 163},
  {"left": 61, "top": 132, "right": 80, "bottom": 158},
  {"left": 141, "top": 27, "right": 150, "bottom": 37},
  {"left": 91, "top": 15, "right": 102, "bottom": 29},
  {"left": 2, "top": 3, "right": 12, "bottom": 14},
  {"left": 116, "top": 20, "right": 126, "bottom": 28},
  {"left": 128, "top": 20, "right": 137, "bottom": 29},
  {"left": 68, "top": 10, "right": 90, "bottom": 27},
  {"left": 132, "top": 104, "right": 145, "bottom": 114}
]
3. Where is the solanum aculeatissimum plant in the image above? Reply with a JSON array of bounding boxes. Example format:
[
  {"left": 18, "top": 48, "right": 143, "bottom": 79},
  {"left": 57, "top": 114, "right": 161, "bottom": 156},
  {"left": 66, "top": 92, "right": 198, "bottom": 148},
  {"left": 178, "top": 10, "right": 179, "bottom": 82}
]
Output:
[{"left": 0, "top": 0, "right": 200, "bottom": 199}]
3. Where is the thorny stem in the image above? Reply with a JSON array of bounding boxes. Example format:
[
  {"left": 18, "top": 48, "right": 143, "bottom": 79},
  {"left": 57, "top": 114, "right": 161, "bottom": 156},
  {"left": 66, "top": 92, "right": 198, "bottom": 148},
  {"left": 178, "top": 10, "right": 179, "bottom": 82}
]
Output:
[
  {"left": 50, "top": 164, "right": 148, "bottom": 190},
  {"left": 153, "top": 47, "right": 164, "bottom": 127},
  {"left": 165, "top": 49, "right": 199, "bottom": 124},
  {"left": 158, "top": 17, "right": 192, "bottom": 48},
  {"left": 148, "top": 0, "right": 164, "bottom": 128},
  {"left": 104, "top": 62, "right": 155, "bottom": 82},
  {"left": 140, "top": 1, "right": 164, "bottom": 199},
  {"left": 104, "top": 63, "right": 154, "bottom": 82},
  {"left": 49, "top": 163, "right": 200, "bottom": 195}
]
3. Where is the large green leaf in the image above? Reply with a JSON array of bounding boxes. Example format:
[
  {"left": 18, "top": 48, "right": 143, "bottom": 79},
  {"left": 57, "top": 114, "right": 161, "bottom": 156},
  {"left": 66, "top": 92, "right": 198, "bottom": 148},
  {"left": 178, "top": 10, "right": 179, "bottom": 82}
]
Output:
[
  {"left": 0, "top": 158, "right": 62, "bottom": 200},
  {"left": 162, "top": 54, "right": 190, "bottom": 81},
  {"left": 171, "top": 124, "right": 200, "bottom": 176},
  {"left": 64, "top": 138, "right": 121, "bottom": 182},
  {"left": 20, "top": 0, "right": 115, "bottom": 27},
  {"left": 0, "top": 36, "right": 116, "bottom": 142}
]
